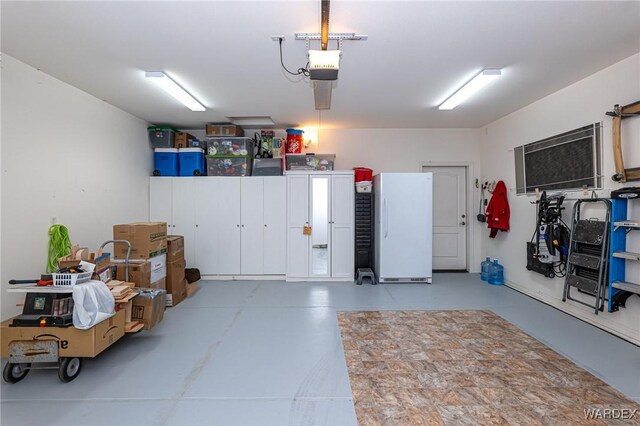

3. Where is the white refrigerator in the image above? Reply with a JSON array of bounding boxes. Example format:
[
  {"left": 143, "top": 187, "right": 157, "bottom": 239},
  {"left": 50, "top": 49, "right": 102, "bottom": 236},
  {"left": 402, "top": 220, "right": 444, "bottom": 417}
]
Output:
[{"left": 373, "top": 173, "right": 433, "bottom": 283}]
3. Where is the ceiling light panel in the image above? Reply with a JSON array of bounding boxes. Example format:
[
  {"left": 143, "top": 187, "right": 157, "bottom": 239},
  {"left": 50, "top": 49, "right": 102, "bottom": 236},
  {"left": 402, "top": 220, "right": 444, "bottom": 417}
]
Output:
[
  {"left": 439, "top": 68, "right": 502, "bottom": 110},
  {"left": 145, "top": 71, "right": 205, "bottom": 112}
]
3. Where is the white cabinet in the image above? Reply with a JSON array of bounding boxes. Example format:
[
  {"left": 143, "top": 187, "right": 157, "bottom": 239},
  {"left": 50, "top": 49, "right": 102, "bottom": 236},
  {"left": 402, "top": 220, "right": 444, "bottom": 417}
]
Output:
[
  {"left": 287, "top": 174, "right": 310, "bottom": 278},
  {"left": 194, "top": 179, "right": 219, "bottom": 275},
  {"left": 150, "top": 177, "right": 286, "bottom": 276},
  {"left": 263, "top": 177, "right": 287, "bottom": 274},
  {"left": 216, "top": 178, "right": 242, "bottom": 274},
  {"left": 149, "top": 177, "right": 196, "bottom": 266},
  {"left": 286, "top": 171, "right": 354, "bottom": 281},
  {"left": 330, "top": 174, "right": 356, "bottom": 279},
  {"left": 240, "top": 178, "right": 264, "bottom": 274}
]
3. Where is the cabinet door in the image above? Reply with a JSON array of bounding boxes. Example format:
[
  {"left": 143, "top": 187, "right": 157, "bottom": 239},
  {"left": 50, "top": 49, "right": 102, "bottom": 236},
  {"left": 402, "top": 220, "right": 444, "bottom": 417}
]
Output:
[
  {"left": 310, "top": 175, "right": 331, "bottom": 278},
  {"left": 331, "top": 174, "right": 355, "bottom": 279},
  {"left": 171, "top": 178, "right": 196, "bottom": 266},
  {"left": 149, "top": 177, "right": 173, "bottom": 230},
  {"left": 216, "top": 177, "right": 242, "bottom": 275},
  {"left": 195, "top": 178, "right": 219, "bottom": 274},
  {"left": 286, "top": 174, "right": 309, "bottom": 278},
  {"left": 263, "top": 177, "right": 286, "bottom": 274},
  {"left": 241, "top": 178, "right": 264, "bottom": 274}
]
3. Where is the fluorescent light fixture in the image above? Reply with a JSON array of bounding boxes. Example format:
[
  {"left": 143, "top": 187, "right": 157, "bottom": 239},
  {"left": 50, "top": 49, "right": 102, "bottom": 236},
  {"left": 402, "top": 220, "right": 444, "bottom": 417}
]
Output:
[
  {"left": 145, "top": 71, "right": 205, "bottom": 111},
  {"left": 439, "top": 68, "right": 502, "bottom": 110},
  {"left": 227, "top": 116, "right": 275, "bottom": 127}
]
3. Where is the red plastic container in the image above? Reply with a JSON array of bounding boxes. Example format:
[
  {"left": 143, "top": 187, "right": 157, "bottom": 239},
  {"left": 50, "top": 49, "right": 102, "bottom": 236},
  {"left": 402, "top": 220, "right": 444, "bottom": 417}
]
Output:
[
  {"left": 354, "top": 167, "right": 373, "bottom": 182},
  {"left": 286, "top": 129, "right": 304, "bottom": 154}
]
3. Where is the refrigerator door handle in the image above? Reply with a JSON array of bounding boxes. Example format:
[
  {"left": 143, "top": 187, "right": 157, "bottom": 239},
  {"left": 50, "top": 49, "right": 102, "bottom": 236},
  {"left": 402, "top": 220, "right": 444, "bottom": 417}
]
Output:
[{"left": 384, "top": 198, "right": 388, "bottom": 238}]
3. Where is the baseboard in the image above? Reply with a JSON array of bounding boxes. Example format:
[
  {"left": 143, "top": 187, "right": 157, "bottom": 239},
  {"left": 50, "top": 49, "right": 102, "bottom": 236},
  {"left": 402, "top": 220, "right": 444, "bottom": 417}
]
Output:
[
  {"left": 286, "top": 277, "right": 354, "bottom": 282},
  {"left": 202, "top": 275, "right": 285, "bottom": 281},
  {"left": 504, "top": 279, "right": 640, "bottom": 347}
]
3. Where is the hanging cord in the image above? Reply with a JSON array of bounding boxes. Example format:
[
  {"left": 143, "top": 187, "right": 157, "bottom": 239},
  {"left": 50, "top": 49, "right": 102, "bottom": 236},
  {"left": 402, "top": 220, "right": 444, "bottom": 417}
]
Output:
[
  {"left": 46, "top": 224, "right": 72, "bottom": 273},
  {"left": 278, "top": 38, "right": 309, "bottom": 77}
]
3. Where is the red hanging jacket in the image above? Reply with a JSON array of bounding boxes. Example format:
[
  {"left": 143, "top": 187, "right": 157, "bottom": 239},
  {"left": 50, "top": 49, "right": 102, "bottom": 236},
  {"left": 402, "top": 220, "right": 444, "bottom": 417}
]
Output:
[{"left": 486, "top": 180, "right": 510, "bottom": 238}]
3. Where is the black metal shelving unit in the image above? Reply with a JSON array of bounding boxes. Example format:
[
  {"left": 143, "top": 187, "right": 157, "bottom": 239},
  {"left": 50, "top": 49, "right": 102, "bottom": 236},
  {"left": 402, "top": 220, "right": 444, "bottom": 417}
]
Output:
[{"left": 355, "top": 192, "right": 374, "bottom": 274}]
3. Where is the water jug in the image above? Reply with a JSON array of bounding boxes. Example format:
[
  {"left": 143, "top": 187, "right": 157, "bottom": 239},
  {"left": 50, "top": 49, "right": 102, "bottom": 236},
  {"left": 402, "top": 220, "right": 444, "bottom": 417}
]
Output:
[
  {"left": 488, "top": 259, "right": 504, "bottom": 285},
  {"left": 480, "top": 257, "right": 491, "bottom": 281}
]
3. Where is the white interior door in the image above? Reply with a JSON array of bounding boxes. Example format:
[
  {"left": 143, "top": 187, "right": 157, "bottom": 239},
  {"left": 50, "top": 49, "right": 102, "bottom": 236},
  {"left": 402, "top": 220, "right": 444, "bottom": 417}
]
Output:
[
  {"left": 422, "top": 166, "right": 467, "bottom": 270},
  {"left": 263, "top": 177, "right": 286, "bottom": 274},
  {"left": 171, "top": 178, "right": 196, "bottom": 265},
  {"left": 287, "top": 174, "right": 309, "bottom": 278},
  {"left": 217, "top": 178, "right": 242, "bottom": 274},
  {"left": 195, "top": 179, "right": 219, "bottom": 274},
  {"left": 149, "top": 177, "right": 173, "bottom": 230},
  {"left": 241, "top": 178, "right": 264, "bottom": 274},
  {"left": 331, "top": 174, "right": 355, "bottom": 278}
]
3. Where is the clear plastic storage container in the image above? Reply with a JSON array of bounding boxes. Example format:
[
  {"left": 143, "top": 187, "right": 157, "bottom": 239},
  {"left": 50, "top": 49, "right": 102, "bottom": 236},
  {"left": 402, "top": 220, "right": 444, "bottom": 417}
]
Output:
[
  {"left": 205, "top": 137, "right": 253, "bottom": 157},
  {"left": 285, "top": 154, "right": 335, "bottom": 171},
  {"left": 252, "top": 158, "right": 283, "bottom": 176},
  {"left": 206, "top": 157, "right": 252, "bottom": 176},
  {"left": 148, "top": 127, "right": 175, "bottom": 148}
]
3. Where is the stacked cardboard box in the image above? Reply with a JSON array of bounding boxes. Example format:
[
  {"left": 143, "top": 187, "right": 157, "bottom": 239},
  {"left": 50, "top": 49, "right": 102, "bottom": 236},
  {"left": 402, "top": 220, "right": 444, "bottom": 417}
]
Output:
[
  {"left": 131, "top": 288, "right": 166, "bottom": 330},
  {"left": 113, "top": 222, "right": 167, "bottom": 259},
  {"left": 165, "top": 236, "right": 187, "bottom": 307},
  {"left": 112, "top": 222, "right": 168, "bottom": 290}
]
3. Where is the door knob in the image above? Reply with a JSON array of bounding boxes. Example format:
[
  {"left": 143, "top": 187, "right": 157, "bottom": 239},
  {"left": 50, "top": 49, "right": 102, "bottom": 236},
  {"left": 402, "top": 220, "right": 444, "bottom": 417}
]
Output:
[{"left": 460, "top": 221, "right": 466, "bottom": 226}]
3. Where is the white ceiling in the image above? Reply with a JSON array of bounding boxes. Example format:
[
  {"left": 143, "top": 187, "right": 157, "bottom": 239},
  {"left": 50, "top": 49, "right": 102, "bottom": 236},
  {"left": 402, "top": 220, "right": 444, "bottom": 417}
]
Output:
[{"left": 2, "top": 1, "right": 639, "bottom": 129}]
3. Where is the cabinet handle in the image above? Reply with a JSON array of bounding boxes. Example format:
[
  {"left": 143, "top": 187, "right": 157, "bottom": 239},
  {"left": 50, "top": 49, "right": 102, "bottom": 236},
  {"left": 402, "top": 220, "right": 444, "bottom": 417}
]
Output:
[
  {"left": 196, "top": 224, "right": 199, "bottom": 228},
  {"left": 237, "top": 224, "right": 240, "bottom": 228},
  {"left": 264, "top": 224, "right": 267, "bottom": 227},
  {"left": 241, "top": 224, "right": 245, "bottom": 228}
]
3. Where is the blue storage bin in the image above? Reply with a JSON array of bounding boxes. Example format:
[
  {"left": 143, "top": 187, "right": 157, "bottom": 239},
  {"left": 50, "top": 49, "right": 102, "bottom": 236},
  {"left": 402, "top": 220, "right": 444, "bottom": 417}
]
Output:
[
  {"left": 179, "top": 148, "right": 205, "bottom": 176},
  {"left": 153, "top": 148, "right": 179, "bottom": 176}
]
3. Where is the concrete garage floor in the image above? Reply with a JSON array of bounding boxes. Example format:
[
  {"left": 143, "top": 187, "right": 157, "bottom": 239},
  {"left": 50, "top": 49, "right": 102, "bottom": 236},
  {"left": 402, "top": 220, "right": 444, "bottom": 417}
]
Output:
[{"left": 1, "top": 273, "right": 639, "bottom": 425}]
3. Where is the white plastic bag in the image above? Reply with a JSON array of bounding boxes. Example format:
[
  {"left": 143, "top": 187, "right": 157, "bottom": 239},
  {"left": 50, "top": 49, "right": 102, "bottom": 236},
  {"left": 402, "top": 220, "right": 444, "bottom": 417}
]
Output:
[{"left": 72, "top": 280, "right": 115, "bottom": 329}]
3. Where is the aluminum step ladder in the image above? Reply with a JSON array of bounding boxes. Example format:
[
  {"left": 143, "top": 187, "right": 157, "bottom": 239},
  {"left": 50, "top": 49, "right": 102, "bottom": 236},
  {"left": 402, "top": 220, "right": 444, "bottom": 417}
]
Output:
[{"left": 562, "top": 199, "right": 611, "bottom": 314}]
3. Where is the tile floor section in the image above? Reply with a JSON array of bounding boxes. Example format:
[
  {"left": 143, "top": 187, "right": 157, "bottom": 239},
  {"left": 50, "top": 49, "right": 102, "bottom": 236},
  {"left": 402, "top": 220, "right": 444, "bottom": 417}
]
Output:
[
  {"left": 339, "top": 310, "right": 640, "bottom": 425},
  {"left": 1, "top": 274, "right": 639, "bottom": 425}
]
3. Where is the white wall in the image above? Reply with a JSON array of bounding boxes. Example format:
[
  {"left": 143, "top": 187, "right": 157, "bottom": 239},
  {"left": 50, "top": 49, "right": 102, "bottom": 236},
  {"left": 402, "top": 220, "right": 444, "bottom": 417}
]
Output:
[
  {"left": 481, "top": 53, "right": 640, "bottom": 345},
  {"left": 0, "top": 54, "right": 152, "bottom": 320},
  {"left": 318, "top": 128, "right": 483, "bottom": 272}
]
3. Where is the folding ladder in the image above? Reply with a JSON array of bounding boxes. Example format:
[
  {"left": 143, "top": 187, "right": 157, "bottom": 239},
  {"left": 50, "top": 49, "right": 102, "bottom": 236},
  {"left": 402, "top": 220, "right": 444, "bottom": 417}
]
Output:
[{"left": 562, "top": 199, "right": 611, "bottom": 314}]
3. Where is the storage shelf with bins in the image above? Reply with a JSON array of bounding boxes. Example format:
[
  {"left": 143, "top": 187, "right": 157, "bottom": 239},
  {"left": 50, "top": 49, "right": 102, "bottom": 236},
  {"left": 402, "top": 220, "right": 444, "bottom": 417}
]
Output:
[{"left": 608, "top": 188, "right": 640, "bottom": 312}]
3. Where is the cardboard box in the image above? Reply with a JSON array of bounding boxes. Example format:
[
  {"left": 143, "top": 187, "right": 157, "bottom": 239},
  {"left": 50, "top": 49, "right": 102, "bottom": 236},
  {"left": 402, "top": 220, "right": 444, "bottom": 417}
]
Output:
[
  {"left": 58, "top": 251, "right": 111, "bottom": 271},
  {"left": 131, "top": 288, "right": 166, "bottom": 330},
  {"left": 205, "top": 123, "right": 244, "bottom": 137},
  {"left": 186, "top": 280, "right": 199, "bottom": 297},
  {"left": 113, "top": 254, "right": 166, "bottom": 287},
  {"left": 174, "top": 132, "right": 195, "bottom": 149},
  {"left": 113, "top": 222, "right": 167, "bottom": 259},
  {"left": 1, "top": 309, "right": 125, "bottom": 358},
  {"left": 167, "top": 235, "right": 185, "bottom": 263},
  {"left": 151, "top": 277, "right": 166, "bottom": 290},
  {"left": 166, "top": 258, "right": 186, "bottom": 307},
  {"left": 114, "top": 260, "right": 152, "bottom": 287}
]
